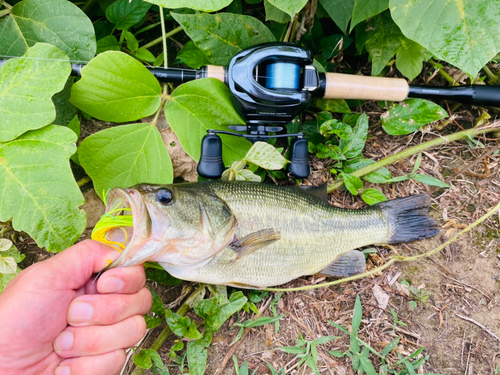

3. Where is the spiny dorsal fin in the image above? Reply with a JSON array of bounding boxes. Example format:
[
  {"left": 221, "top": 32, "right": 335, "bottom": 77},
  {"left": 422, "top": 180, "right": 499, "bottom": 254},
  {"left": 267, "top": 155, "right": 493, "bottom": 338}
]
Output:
[
  {"left": 295, "top": 183, "right": 328, "bottom": 202},
  {"left": 317, "top": 250, "right": 366, "bottom": 278},
  {"left": 229, "top": 228, "right": 281, "bottom": 260}
]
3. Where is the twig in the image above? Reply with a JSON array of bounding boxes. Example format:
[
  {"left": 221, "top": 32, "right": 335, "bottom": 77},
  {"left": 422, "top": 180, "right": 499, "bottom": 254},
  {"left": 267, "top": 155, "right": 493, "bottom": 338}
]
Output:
[
  {"left": 455, "top": 313, "right": 500, "bottom": 342},
  {"left": 445, "top": 143, "right": 500, "bottom": 184},
  {"left": 327, "top": 124, "right": 500, "bottom": 193},
  {"left": 434, "top": 269, "right": 491, "bottom": 301},
  {"left": 141, "top": 26, "right": 183, "bottom": 50}
]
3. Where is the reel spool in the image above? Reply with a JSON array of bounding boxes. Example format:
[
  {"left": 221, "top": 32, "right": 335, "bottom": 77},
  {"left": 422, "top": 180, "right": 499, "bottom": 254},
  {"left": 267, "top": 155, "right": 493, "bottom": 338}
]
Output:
[{"left": 197, "top": 43, "right": 318, "bottom": 180}]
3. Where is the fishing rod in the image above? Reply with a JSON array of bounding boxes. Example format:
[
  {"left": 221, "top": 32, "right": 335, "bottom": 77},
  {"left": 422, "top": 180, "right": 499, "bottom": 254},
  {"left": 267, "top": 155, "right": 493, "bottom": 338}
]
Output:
[{"left": 2, "top": 42, "right": 499, "bottom": 179}]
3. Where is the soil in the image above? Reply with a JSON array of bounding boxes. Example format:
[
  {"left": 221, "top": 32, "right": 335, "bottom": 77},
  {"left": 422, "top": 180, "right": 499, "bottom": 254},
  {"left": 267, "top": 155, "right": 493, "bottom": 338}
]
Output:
[{"left": 9, "top": 100, "right": 500, "bottom": 375}]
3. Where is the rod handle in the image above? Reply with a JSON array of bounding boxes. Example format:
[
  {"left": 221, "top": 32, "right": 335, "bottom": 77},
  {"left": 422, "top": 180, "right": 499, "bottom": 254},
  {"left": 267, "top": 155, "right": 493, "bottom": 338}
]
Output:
[
  {"left": 317, "top": 72, "right": 409, "bottom": 102},
  {"left": 408, "top": 85, "right": 500, "bottom": 107}
]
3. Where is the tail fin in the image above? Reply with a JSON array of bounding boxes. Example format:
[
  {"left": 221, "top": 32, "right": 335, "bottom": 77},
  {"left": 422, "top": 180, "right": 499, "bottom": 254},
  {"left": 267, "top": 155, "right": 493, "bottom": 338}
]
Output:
[{"left": 375, "top": 194, "right": 438, "bottom": 244}]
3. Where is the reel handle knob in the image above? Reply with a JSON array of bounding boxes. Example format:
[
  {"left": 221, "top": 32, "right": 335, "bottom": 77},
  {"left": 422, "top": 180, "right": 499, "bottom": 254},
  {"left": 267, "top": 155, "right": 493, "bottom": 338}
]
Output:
[
  {"left": 197, "top": 133, "right": 225, "bottom": 179},
  {"left": 288, "top": 137, "right": 310, "bottom": 179}
]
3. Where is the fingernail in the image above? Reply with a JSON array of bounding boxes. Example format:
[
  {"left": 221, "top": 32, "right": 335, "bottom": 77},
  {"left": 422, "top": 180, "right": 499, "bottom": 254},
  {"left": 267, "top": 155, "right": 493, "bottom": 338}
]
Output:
[
  {"left": 55, "top": 366, "right": 70, "bottom": 375},
  {"left": 68, "top": 302, "right": 94, "bottom": 323},
  {"left": 101, "top": 276, "right": 124, "bottom": 293},
  {"left": 54, "top": 331, "right": 74, "bottom": 352}
]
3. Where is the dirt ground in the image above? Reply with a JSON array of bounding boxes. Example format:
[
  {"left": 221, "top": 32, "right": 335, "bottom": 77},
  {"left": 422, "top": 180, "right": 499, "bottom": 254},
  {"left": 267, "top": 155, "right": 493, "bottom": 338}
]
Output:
[{"left": 11, "top": 102, "right": 500, "bottom": 375}]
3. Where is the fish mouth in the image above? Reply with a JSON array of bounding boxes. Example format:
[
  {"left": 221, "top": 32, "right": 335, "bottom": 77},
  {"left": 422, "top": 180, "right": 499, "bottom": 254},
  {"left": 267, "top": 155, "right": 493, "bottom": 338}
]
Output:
[{"left": 98, "top": 187, "right": 159, "bottom": 268}]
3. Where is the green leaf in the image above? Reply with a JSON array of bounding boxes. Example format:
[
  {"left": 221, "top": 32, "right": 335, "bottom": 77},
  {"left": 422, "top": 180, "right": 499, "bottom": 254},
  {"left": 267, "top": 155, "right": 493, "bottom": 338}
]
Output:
[
  {"left": 96, "top": 35, "right": 121, "bottom": 54},
  {"left": 0, "top": 43, "right": 71, "bottom": 142},
  {"left": 264, "top": 0, "right": 291, "bottom": 23},
  {"left": 350, "top": 0, "right": 388, "bottom": 31},
  {"left": 340, "top": 113, "right": 368, "bottom": 158},
  {"left": 0, "top": 0, "right": 96, "bottom": 61},
  {"left": 187, "top": 332, "right": 212, "bottom": 375},
  {"left": 0, "top": 125, "right": 86, "bottom": 252},
  {"left": 363, "top": 167, "right": 392, "bottom": 183},
  {"left": 166, "top": 78, "right": 252, "bottom": 166},
  {"left": 66, "top": 115, "right": 80, "bottom": 139},
  {"left": 124, "top": 30, "right": 139, "bottom": 52},
  {"left": 0, "top": 272, "right": 18, "bottom": 293},
  {"left": 165, "top": 308, "right": 200, "bottom": 338},
  {"left": 396, "top": 40, "right": 428, "bottom": 81},
  {"left": 362, "top": 11, "right": 406, "bottom": 76},
  {"left": 305, "top": 355, "right": 320, "bottom": 375},
  {"left": 412, "top": 174, "right": 450, "bottom": 188},
  {"left": 319, "top": 0, "right": 355, "bottom": 34},
  {"left": 352, "top": 294, "right": 362, "bottom": 335},
  {"left": 149, "top": 289, "right": 164, "bottom": 317},
  {"left": 175, "top": 41, "right": 210, "bottom": 69},
  {"left": 171, "top": 13, "right": 275, "bottom": 66},
  {"left": 78, "top": 123, "right": 173, "bottom": 200},
  {"left": 310, "top": 98, "right": 351, "bottom": 114},
  {"left": 265, "top": 0, "right": 308, "bottom": 18},
  {"left": 341, "top": 173, "right": 363, "bottom": 195},
  {"left": 0, "top": 256, "right": 17, "bottom": 274},
  {"left": 244, "top": 142, "right": 287, "bottom": 170},
  {"left": 381, "top": 336, "right": 400, "bottom": 356},
  {"left": 313, "top": 336, "right": 340, "bottom": 345},
  {"left": 329, "top": 350, "right": 346, "bottom": 358},
  {"left": 70, "top": 51, "right": 162, "bottom": 122},
  {"left": 390, "top": 0, "right": 500, "bottom": 77},
  {"left": 134, "top": 349, "right": 166, "bottom": 370},
  {"left": 195, "top": 293, "right": 247, "bottom": 333},
  {"left": 106, "top": 0, "right": 152, "bottom": 30},
  {"left": 361, "top": 188, "right": 387, "bottom": 205},
  {"left": 0, "top": 239, "right": 13, "bottom": 252},
  {"left": 145, "top": 0, "right": 232, "bottom": 12},
  {"left": 277, "top": 346, "right": 307, "bottom": 354},
  {"left": 134, "top": 48, "right": 156, "bottom": 63},
  {"left": 234, "top": 169, "right": 262, "bottom": 182},
  {"left": 381, "top": 99, "right": 448, "bottom": 135},
  {"left": 146, "top": 268, "right": 183, "bottom": 285},
  {"left": 359, "top": 352, "right": 378, "bottom": 375},
  {"left": 53, "top": 77, "right": 79, "bottom": 127}
]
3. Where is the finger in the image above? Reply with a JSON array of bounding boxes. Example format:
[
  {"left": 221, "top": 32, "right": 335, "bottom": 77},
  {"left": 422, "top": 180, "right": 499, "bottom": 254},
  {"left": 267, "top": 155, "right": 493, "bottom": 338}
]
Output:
[
  {"left": 55, "top": 349, "right": 126, "bottom": 375},
  {"left": 97, "top": 265, "right": 147, "bottom": 294},
  {"left": 67, "top": 288, "right": 152, "bottom": 327},
  {"left": 54, "top": 315, "right": 146, "bottom": 358}
]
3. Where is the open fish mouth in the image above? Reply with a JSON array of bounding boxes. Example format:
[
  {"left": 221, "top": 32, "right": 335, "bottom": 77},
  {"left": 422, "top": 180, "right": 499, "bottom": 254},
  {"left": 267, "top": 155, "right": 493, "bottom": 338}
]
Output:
[{"left": 92, "top": 187, "right": 152, "bottom": 268}]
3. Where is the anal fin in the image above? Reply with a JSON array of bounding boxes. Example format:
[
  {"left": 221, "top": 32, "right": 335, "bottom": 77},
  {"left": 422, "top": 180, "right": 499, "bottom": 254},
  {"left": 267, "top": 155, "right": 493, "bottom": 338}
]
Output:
[
  {"left": 317, "top": 250, "right": 366, "bottom": 278},
  {"left": 229, "top": 228, "right": 281, "bottom": 260}
]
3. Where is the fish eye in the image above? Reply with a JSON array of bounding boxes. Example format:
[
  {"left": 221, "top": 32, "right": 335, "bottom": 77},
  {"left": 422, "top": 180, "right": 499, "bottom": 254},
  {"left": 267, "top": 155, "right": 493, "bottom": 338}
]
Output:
[{"left": 156, "top": 189, "right": 174, "bottom": 205}]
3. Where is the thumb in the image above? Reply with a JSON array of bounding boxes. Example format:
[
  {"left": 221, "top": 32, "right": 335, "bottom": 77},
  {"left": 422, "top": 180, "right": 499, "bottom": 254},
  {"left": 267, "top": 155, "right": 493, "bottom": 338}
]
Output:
[{"left": 35, "top": 240, "right": 121, "bottom": 291}]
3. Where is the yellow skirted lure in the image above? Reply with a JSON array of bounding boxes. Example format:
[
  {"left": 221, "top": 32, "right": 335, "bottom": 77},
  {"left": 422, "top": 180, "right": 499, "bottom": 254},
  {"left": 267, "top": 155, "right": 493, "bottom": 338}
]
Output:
[{"left": 91, "top": 207, "right": 133, "bottom": 252}]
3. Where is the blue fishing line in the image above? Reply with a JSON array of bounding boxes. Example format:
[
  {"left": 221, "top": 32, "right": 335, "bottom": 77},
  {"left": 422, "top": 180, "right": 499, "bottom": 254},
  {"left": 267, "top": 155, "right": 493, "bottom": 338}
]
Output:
[{"left": 265, "top": 62, "right": 300, "bottom": 90}]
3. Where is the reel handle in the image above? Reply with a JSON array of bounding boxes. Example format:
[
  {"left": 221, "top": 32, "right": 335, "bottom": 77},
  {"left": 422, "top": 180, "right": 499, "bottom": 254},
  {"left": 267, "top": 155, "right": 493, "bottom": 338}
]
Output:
[
  {"left": 197, "top": 133, "right": 225, "bottom": 179},
  {"left": 287, "top": 137, "right": 310, "bottom": 179}
]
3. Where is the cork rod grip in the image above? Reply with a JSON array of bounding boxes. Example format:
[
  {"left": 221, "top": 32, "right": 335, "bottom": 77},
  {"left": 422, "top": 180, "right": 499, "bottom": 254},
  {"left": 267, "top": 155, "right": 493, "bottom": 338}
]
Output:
[{"left": 322, "top": 73, "right": 410, "bottom": 101}]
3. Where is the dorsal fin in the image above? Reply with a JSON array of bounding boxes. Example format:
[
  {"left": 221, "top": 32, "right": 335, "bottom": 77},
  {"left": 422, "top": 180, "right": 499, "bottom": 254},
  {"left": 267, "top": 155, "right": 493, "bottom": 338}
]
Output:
[{"left": 295, "top": 183, "right": 328, "bottom": 203}]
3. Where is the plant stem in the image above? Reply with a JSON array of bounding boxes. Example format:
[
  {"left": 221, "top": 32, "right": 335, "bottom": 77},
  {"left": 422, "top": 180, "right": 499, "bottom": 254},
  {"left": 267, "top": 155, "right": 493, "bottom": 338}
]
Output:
[
  {"left": 427, "top": 59, "right": 457, "bottom": 86},
  {"left": 0, "top": 7, "right": 10, "bottom": 17},
  {"left": 159, "top": 7, "right": 168, "bottom": 69},
  {"left": 130, "top": 284, "right": 206, "bottom": 375},
  {"left": 77, "top": 176, "right": 92, "bottom": 187},
  {"left": 1, "top": 1, "right": 12, "bottom": 9},
  {"left": 482, "top": 65, "right": 500, "bottom": 85},
  {"left": 141, "top": 26, "right": 183, "bottom": 50},
  {"left": 81, "top": 0, "right": 98, "bottom": 14},
  {"left": 326, "top": 125, "right": 500, "bottom": 193}
]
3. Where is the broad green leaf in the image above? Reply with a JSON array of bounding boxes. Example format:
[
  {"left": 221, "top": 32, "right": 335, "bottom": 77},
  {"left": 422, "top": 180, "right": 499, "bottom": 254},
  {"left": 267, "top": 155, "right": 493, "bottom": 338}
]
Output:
[
  {"left": 340, "top": 113, "right": 368, "bottom": 158},
  {"left": 266, "top": 0, "right": 308, "bottom": 18},
  {"left": 412, "top": 174, "right": 450, "bottom": 188},
  {"left": 67, "top": 116, "right": 80, "bottom": 138},
  {"left": 187, "top": 332, "right": 212, "bottom": 375},
  {"left": 106, "top": 0, "right": 152, "bottom": 30},
  {"left": 171, "top": 13, "right": 275, "bottom": 66},
  {"left": 340, "top": 173, "right": 363, "bottom": 195},
  {"left": 70, "top": 51, "right": 162, "bottom": 122},
  {"left": 319, "top": 0, "right": 355, "bottom": 34},
  {"left": 165, "top": 308, "right": 202, "bottom": 338},
  {"left": 134, "top": 349, "right": 164, "bottom": 370},
  {"left": 96, "top": 35, "right": 121, "bottom": 54},
  {"left": 363, "top": 167, "right": 393, "bottom": 183},
  {"left": 0, "top": 43, "right": 71, "bottom": 142},
  {"left": 0, "top": 0, "right": 96, "bottom": 62},
  {"left": 390, "top": 0, "right": 500, "bottom": 77},
  {"left": 165, "top": 78, "right": 252, "bottom": 166},
  {"left": 0, "top": 239, "right": 12, "bottom": 252},
  {"left": 361, "top": 188, "right": 387, "bottom": 205},
  {"left": 381, "top": 99, "right": 448, "bottom": 135},
  {"left": 145, "top": 0, "right": 232, "bottom": 12},
  {"left": 124, "top": 31, "right": 139, "bottom": 52},
  {"left": 149, "top": 289, "right": 164, "bottom": 317},
  {"left": 133, "top": 48, "right": 155, "bottom": 63},
  {"left": 350, "top": 0, "right": 388, "bottom": 32},
  {"left": 78, "top": 123, "right": 173, "bottom": 200},
  {"left": 53, "top": 77, "right": 79, "bottom": 127},
  {"left": 175, "top": 41, "right": 210, "bottom": 69},
  {"left": 195, "top": 293, "right": 247, "bottom": 333},
  {"left": 234, "top": 169, "right": 261, "bottom": 182},
  {"left": 244, "top": 142, "right": 287, "bottom": 170},
  {"left": 362, "top": 12, "right": 406, "bottom": 76},
  {"left": 0, "top": 256, "right": 17, "bottom": 274},
  {"left": 310, "top": 98, "right": 351, "bottom": 114},
  {"left": 264, "top": 0, "right": 291, "bottom": 23},
  {"left": 0, "top": 125, "right": 86, "bottom": 252},
  {"left": 396, "top": 40, "right": 428, "bottom": 81},
  {"left": 145, "top": 268, "right": 182, "bottom": 285}
]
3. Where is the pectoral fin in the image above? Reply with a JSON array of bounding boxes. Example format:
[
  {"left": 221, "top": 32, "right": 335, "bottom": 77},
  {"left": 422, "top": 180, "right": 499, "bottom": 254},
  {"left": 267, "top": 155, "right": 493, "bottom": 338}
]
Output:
[
  {"left": 317, "top": 250, "right": 366, "bottom": 277},
  {"left": 229, "top": 228, "right": 281, "bottom": 260}
]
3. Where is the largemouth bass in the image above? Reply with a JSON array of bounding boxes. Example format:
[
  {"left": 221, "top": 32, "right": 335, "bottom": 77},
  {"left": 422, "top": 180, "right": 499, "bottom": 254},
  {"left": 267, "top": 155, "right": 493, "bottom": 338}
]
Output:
[{"left": 98, "top": 181, "right": 438, "bottom": 288}]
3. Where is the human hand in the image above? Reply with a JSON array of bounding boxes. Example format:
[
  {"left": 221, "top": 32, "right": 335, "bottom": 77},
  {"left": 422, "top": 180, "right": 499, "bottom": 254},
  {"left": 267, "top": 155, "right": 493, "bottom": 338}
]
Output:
[{"left": 0, "top": 239, "right": 152, "bottom": 375}]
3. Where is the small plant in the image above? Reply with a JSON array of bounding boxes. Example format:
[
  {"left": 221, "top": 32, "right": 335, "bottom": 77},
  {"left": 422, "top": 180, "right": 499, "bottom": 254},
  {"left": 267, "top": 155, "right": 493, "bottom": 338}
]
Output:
[
  {"left": 276, "top": 333, "right": 339, "bottom": 375},
  {"left": 233, "top": 355, "right": 258, "bottom": 375},
  {"left": 400, "top": 279, "right": 430, "bottom": 310},
  {"left": 329, "top": 295, "right": 442, "bottom": 375}
]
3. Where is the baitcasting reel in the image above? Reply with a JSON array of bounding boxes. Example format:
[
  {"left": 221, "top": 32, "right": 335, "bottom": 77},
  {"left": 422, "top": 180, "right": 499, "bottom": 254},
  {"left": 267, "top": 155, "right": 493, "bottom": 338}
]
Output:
[{"left": 197, "top": 43, "right": 319, "bottom": 179}]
